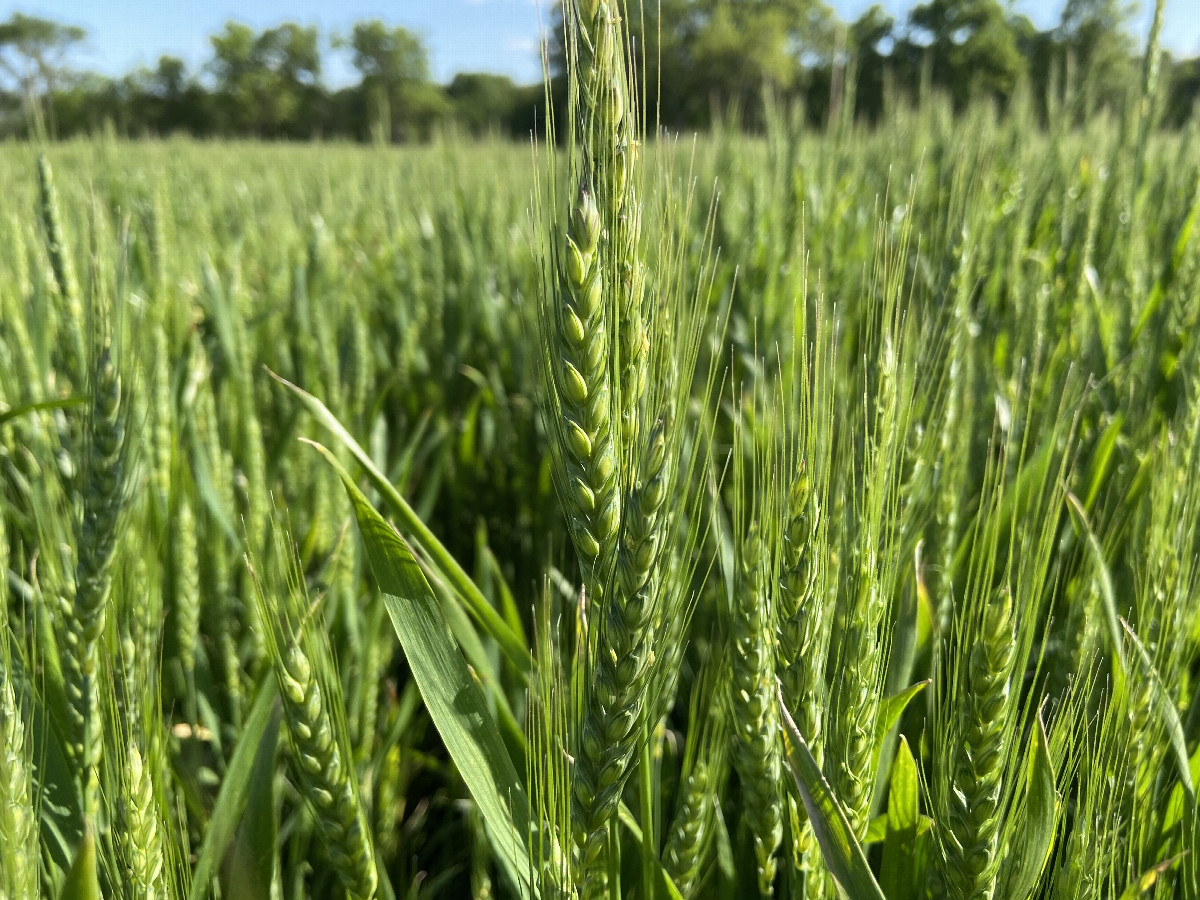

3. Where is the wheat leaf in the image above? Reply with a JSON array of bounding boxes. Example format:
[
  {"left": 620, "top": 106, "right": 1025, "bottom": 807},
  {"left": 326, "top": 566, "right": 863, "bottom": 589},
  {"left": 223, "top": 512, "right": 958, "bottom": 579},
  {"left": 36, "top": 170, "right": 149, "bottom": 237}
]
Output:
[
  {"left": 1066, "top": 492, "right": 1126, "bottom": 674},
  {"left": 874, "top": 681, "right": 929, "bottom": 755},
  {"left": 272, "top": 369, "right": 530, "bottom": 678},
  {"left": 1122, "top": 617, "right": 1195, "bottom": 806},
  {"left": 220, "top": 704, "right": 281, "bottom": 900},
  {"left": 880, "top": 736, "right": 924, "bottom": 900},
  {"left": 780, "top": 687, "right": 887, "bottom": 900},
  {"left": 58, "top": 829, "right": 100, "bottom": 900},
  {"left": 318, "top": 441, "right": 532, "bottom": 898},
  {"left": 1005, "top": 712, "right": 1059, "bottom": 900},
  {"left": 189, "top": 677, "right": 279, "bottom": 900}
]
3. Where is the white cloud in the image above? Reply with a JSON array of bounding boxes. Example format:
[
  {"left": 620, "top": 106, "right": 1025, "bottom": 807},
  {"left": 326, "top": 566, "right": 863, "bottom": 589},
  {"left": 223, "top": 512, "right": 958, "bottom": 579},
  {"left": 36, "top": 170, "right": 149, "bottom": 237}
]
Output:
[{"left": 503, "top": 35, "right": 538, "bottom": 54}]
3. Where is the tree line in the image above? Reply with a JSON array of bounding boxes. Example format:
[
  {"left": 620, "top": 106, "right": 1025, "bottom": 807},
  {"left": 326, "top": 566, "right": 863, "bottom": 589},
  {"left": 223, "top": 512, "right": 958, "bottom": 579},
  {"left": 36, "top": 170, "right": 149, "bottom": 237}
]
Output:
[{"left": 1, "top": 0, "right": 1197, "bottom": 142}]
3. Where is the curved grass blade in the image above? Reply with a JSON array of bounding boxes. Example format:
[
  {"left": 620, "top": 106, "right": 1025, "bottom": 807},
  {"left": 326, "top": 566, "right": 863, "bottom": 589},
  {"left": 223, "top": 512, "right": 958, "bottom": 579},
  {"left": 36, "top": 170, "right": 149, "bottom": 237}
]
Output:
[
  {"left": 1122, "top": 617, "right": 1195, "bottom": 806},
  {"left": 780, "top": 687, "right": 887, "bottom": 900},
  {"left": 1066, "top": 492, "right": 1126, "bottom": 674},
  {"left": 220, "top": 703, "right": 281, "bottom": 900},
  {"left": 617, "top": 804, "right": 686, "bottom": 900},
  {"left": 1083, "top": 414, "right": 1124, "bottom": 511},
  {"left": 872, "top": 565, "right": 926, "bottom": 817},
  {"left": 59, "top": 828, "right": 100, "bottom": 900},
  {"left": 1005, "top": 712, "right": 1060, "bottom": 900},
  {"left": 1117, "top": 855, "right": 1185, "bottom": 899},
  {"left": 271, "top": 369, "right": 530, "bottom": 679},
  {"left": 317, "top": 442, "right": 531, "bottom": 898},
  {"left": 874, "top": 681, "right": 929, "bottom": 757},
  {"left": 189, "top": 676, "right": 279, "bottom": 900},
  {"left": 0, "top": 396, "right": 85, "bottom": 427},
  {"left": 880, "top": 736, "right": 924, "bottom": 900},
  {"left": 301, "top": 435, "right": 523, "bottom": 760}
]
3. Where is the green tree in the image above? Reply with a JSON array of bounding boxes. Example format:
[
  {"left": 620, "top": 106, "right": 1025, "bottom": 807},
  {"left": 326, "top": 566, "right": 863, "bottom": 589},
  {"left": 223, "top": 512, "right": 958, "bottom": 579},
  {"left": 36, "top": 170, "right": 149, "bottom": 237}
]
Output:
[
  {"left": 153, "top": 55, "right": 186, "bottom": 99},
  {"left": 1164, "top": 54, "right": 1200, "bottom": 127},
  {"left": 549, "top": 0, "right": 836, "bottom": 129},
  {"left": 448, "top": 73, "right": 520, "bottom": 136},
  {"left": 336, "top": 20, "right": 441, "bottom": 141},
  {"left": 906, "top": 0, "right": 1027, "bottom": 107},
  {"left": 1059, "top": 0, "right": 1137, "bottom": 115},
  {"left": 122, "top": 56, "right": 205, "bottom": 135},
  {"left": 850, "top": 5, "right": 896, "bottom": 123},
  {"left": 851, "top": 4, "right": 895, "bottom": 52},
  {"left": 683, "top": 0, "right": 837, "bottom": 124},
  {"left": 209, "top": 21, "right": 321, "bottom": 137},
  {"left": 0, "top": 13, "right": 85, "bottom": 135}
]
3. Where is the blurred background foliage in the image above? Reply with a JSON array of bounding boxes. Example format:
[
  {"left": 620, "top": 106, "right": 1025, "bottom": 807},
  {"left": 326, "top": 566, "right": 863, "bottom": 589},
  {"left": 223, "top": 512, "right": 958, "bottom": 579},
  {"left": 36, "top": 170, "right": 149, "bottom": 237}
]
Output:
[{"left": 0, "top": 0, "right": 1197, "bottom": 142}]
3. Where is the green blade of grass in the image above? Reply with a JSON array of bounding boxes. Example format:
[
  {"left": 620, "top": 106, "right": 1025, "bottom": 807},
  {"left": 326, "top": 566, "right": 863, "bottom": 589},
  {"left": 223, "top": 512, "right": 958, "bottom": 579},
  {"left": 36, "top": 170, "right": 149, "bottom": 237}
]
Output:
[
  {"left": 58, "top": 828, "right": 100, "bottom": 900},
  {"left": 1122, "top": 618, "right": 1195, "bottom": 806},
  {"left": 319, "top": 441, "right": 532, "bottom": 898},
  {"left": 0, "top": 396, "right": 85, "bottom": 427},
  {"left": 302, "top": 435, "right": 524, "bottom": 765},
  {"left": 874, "top": 681, "right": 929, "bottom": 758},
  {"left": 219, "top": 704, "right": 281, "bottom": 900},
  {"left": 1065, "top": 492, "right": 1127, "bottom": 674},
  {"left": 872, "top": 567, "right": 926, "bottom": 818},
  {"left": 780, "top": 687, "right": 887, "bottom": 900},
  {"left": 1005, "top": 712, "right": 1059, "bottom": 900},
  {"left": 880, "top": 736, "right": 923, "bottom": 900},
  {"left": 189, "top": 676, "right": 279, "bottom": 900},
  {"left": 271, "top": 369, "right": 530, "bottom": 679},
  {"left": 1117, "top": 855, "right": 1185, "bottom": 899},
  {"left": 1083, "top": 414, "right": 1124, "bottom": 511}
]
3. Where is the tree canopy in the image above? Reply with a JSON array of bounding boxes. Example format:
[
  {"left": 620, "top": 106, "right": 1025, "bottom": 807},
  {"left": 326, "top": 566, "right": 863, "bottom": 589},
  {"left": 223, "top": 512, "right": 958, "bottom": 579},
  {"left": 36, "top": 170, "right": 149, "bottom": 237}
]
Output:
[{"left": 0, "top": 2, "right": 1195, "bottom": 141}]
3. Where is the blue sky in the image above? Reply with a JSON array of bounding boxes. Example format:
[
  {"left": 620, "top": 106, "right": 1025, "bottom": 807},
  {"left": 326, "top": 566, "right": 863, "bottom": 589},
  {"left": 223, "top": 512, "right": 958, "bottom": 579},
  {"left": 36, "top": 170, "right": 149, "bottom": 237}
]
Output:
[{"left": 16, "top": 0, "right": 1200, "bottom": 87}]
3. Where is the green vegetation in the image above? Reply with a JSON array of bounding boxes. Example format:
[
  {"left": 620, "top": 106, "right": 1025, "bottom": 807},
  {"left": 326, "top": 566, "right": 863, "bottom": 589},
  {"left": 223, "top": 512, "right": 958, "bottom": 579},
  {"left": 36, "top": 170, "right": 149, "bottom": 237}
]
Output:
[
  {"left": 1, "top": 0, "right": 1199, "bottom": 139},
  {"left": 3, "top": 1, "right": 1200, "bottom": 898}
]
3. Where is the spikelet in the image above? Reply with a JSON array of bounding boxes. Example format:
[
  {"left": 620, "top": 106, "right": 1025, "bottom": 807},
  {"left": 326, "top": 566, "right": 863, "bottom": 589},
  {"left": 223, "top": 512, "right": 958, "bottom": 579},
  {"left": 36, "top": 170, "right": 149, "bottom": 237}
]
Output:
[
  {"left": 374, "top": 743, "right": 404, "bottom": 864},
  {"left": 37, "top": 154, "right": 86, "bottom": 391},
  {"left": 340, "top": 284, "right": 374, "bottom": 424},
  {"left": 663, "top": 663, "right": 728, "bottom": 899},
  {"left": 147, "top": 175, "right": 171, "bottom": 301},
  {"left": 278, "top": 641, "right": 378, "bottom": 899},
  {"left": 827, "top": 283, "right": 911, "bottom": 837},
  {"left": 193, "top": 371, "right": 243, "bottom": 724},
  {"left": 59, "top": 335, "right": 130, "bottom": 816},
  {"left": 251, "top": 529, "right": 378, "bottom": 900},
  {"left": 663, "top": 763, "right": 714, "bottom": 899},
  {"left": 3, "top": 214, "right": 39, "bottom": 393},
  {"left": 554, "top": 179, "right": 618, "bottom": 589},
  {"left": 122, "top": 743, "right": 166, "bottom": 900},
  {"left": 150, "top": 327, "right": 173, "bottom": 512},
  {"left": 74, "top": 346, "right": 126, "bottom": 636},
  {"left": 941, "top": 588, "right": 1016, "bottom": 900},
  {"left": 543, "top": 0, "right": 653, "bottom": 597},
  {"left": 0, "top": 575, "right": 37, "bottom": 900},
  {"left": 0, "top": 676, "right": 37, "bottom": 900},
  {"left": 540, "top": 2, "right": 679, "bottom": 895},
  {"left": 776, "top": 467, "right": 831, "bottom": 896},
  {"left": 934, "top": 260, "right": 975, "bottom": 628},
  {"left": 573, "top": 426, "right": 671, "bottom": 897},
  {"left": 729, "top": 523, "right": 784, "bottom": 897},
  {"left": 173, "top": 495, "right": 201, "bottom": 703}
]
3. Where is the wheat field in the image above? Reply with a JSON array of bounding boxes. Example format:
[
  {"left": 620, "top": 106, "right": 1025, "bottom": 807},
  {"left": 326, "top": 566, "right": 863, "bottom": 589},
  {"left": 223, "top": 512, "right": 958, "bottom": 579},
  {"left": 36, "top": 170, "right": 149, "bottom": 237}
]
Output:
[{"left": 2, "top": 4, "right": 1200, "bottom": 898}]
